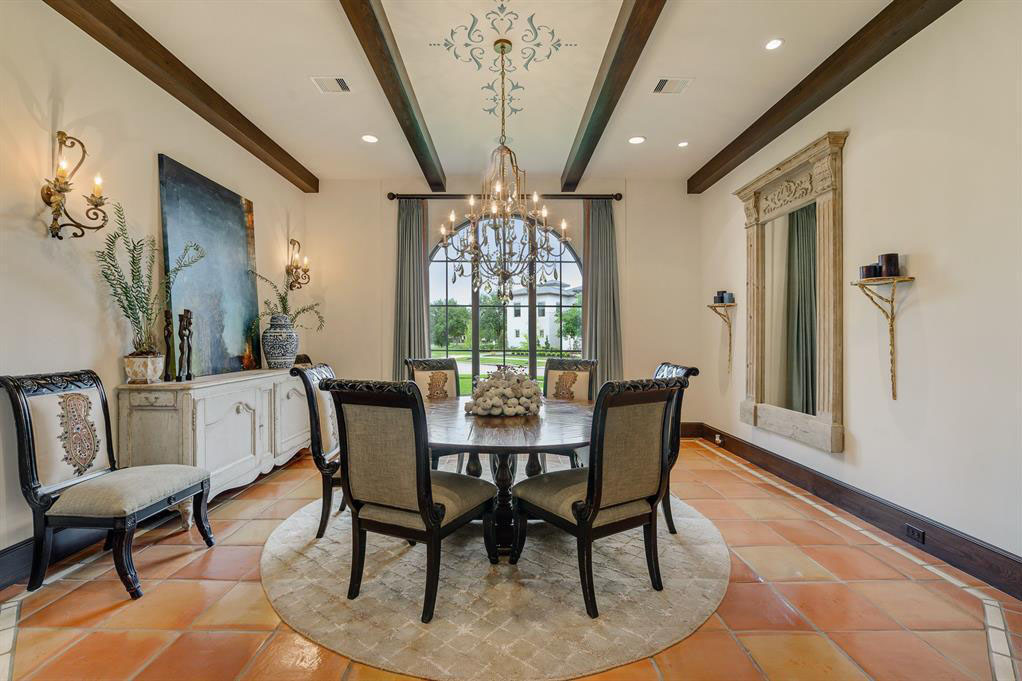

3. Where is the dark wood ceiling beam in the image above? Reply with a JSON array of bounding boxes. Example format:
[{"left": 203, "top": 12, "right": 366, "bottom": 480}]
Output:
[
  {"left": 687, "top": 0, "right": 962, "bottom": 194},
  {"left": 560, "top": 0, "right": 666, "bottom": 192},
  {"left": 42, "top": 0, "right": 320, "bottom": 193},
  {"left": 339, "top": 0, "right": 445, "bottom": 191}
]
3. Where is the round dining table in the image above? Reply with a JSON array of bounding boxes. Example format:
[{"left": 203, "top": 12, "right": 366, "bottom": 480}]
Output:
[{"left": 425, "top": 396, "right": 593, "bottom": 553}]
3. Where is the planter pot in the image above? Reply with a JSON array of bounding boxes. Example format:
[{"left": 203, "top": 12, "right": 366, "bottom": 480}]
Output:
[
  {"left": 262, "top": 314, "right": 299, "bottom": 369},
  {"left": 124, "top": 354, "right": 165, "bottom": 384}
]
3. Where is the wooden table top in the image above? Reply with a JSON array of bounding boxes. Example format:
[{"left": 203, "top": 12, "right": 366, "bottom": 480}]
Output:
[{"left": 425, "top": 397, "right": 593, "bottom": 453}]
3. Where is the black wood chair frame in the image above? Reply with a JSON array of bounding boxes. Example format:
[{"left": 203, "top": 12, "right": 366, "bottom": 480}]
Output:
[
  {"left": 404, "top": 357, "right": 467, "bottom": 473},
  {"left": 540, "top": 358, "right": 599, "bottom": 470},
  {"left": 652, "top": 362, "right": 700, "bottom": 534},
  {"left": 511, "top": 377, "right": 686, "bottom": 618},
  {"left": 0, "top": 370, "right": 214, "bottom": 599},
  {"left": 290, "top": 363, "right": 346, "bottom": 539},
  {"left": 321, "top": 378, "right": 497, "bottom": 623}
]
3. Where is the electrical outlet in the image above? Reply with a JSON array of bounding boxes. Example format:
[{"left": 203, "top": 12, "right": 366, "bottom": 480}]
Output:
[
  {"left": 905, "top": 524, "right": 925, "bottom": 544},
  {"left": 714, "top": 434, "right": 723, "bottom": 446}
]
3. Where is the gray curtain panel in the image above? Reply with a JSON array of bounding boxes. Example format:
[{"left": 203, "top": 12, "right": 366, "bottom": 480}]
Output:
[
  {"left": 393, "top": 198, "right": 429, "bottom": 380},
  {"left": 583, "top": 198, "right": 623, "bottom": 389},
  {"left": 785, "top": 202, "right": 817, "bottom": 415}
]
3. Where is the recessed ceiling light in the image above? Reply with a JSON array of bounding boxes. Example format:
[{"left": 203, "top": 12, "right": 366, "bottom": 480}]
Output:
[
  {"left": 628, "top": 136, "right": 646, "bottom": 144},
  {"left": 765, "top": 38, "right": 784, "bottom": 50},
  {"left": 361, "top": 134, "right": 378, "bottom": 143},
  {"left": 677, "top": 141, "right": 689, "bottom": 148}
]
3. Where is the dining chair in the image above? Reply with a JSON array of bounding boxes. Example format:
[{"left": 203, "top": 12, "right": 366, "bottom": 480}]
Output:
[
  {"left": 510, "top": 376, "right": 687, "bottom": 618},
  {"left": 540, "top": 358, "right": 598, "bottom": 470},
  {"left": 0, "top": 370, "right": 214, "bottom": 599},
  {"left": 652, "top": 362, "right": 700, "bottom": 535},
  {"left": 290, "top": 363, "right": 346, "bottom": 538},
  {"left": 405, "top": 357, "right": 466, "bottom": 474},
  {"left": 321, "top": 378, "right": 498, "bottom": 623}
]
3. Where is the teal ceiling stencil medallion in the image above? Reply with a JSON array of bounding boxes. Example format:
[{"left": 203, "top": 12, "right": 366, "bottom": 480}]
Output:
[{"left": 429, "top": 0, "right": 577, "bottom": 116}]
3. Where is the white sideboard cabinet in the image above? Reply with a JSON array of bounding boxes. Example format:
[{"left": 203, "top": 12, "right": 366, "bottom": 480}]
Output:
[{"left": 117, "top": 370, "right": 310, "bottom": 502}]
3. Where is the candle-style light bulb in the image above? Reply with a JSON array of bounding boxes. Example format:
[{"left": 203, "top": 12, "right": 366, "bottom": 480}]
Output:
[
  {"left": 469, "top": 195, "right": 475, "bottom": 207},
  {"left": 541, "top": 206, "right": 548, "bottom": 218},
  {"left": 92, "top": 175, "right": 103, "bottom": 197},
  {"left": 560, "top": 219, "right": 567, "bottom": 232},
  {"left": 55, "top": 159, "right": 68, "bottom": 180},
  {"left": 532, "top": 191, "right": 539, "bottom": 204},
  {"left": 449, "top": 210, "right": 456, "bottom": 223},
  {"left": 491, "top": 201, "right": 498, "bottom": 213},
  {"left": 495, "top": 180, "right": 501, "bottom": 195}
]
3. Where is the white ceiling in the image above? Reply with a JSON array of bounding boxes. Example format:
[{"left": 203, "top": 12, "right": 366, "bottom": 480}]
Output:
[
  {"left": 382, "top": 0, "right": 621, "bottom": 176},
  {"left": 585, "top": 0, "right": 887, "bottom": 180},
  {"left": 114, "top": 0, "right": 887, "bottom": 184}
]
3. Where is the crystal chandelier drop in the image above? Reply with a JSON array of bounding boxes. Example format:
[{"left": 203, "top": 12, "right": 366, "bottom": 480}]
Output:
[{"left": 439, "top": 38, "right": 568, "bottom": 304}]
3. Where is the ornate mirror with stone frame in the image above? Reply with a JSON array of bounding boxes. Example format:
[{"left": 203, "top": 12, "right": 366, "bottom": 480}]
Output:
[{"left": 734, "top": 131, "right": 847, "bottom": 452}]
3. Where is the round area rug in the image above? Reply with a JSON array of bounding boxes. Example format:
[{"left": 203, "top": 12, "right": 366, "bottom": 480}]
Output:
[{"left": 261, "top": 496, "right": 729, "bottom": 681}]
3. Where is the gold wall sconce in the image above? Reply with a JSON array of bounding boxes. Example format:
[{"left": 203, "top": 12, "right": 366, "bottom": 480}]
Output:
[
  {"left": 40, "top": 131, "right": 108, "bottom": 239},
  {"left": 286, "top": 238, "right": 311, "bottom": 290}
]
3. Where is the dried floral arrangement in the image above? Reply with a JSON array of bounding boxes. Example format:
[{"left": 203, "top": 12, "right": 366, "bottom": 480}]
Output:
[{"left": 465, "top": 366, "right": 541, "bottom": 417}]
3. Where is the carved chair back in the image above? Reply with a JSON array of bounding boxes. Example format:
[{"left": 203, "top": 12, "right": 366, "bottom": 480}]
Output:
[
  {"left": 543, "top": 358, "right": 598, "bottom": 401},
  {"left": 653, "top": 363, "right": 699, "bottom": 460},
  {"left": 405, "top": 357, "right": 461, "bottom": 400},
  {"left": 0, "top": 370, "right": 118, "bottom": 512},
  {"left": 320, "top": 379, "right": 444, "bottom": 529},
  {"left": 577, "top": 377, "right": 686, "bottom": 527},
  {"left": 289, "top": 363, "right": 339, "bottom": 471}
]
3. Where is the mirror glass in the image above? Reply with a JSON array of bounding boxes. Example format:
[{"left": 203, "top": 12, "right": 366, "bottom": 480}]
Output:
[{"left": 762, "top": 202, "right": 817, "bottom": 415}]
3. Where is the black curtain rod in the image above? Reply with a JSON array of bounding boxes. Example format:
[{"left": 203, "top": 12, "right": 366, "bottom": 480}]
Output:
[{"left": 386, "top": 192, "right": 622, "bottom": 201}]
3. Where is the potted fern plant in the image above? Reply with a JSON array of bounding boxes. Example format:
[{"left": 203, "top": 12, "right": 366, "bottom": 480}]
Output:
[
  {"left": 250, "top": 271, "right": 325, "bottom": 368},
  {"left": 96, "top": 204, "right": 205, "bottom": 383}
]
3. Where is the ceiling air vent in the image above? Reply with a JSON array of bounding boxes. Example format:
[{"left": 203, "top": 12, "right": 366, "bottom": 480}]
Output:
[
  {"left": 312, "top": 77, "right": 350, "bottom": 94},
  {"left": 653, "top": 78, "right": 691, "bottom": 94}
]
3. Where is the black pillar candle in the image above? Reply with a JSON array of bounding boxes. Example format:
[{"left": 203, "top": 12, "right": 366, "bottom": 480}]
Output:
[{"left": 878, "top": 253, "right": 900, "bottom": 277}]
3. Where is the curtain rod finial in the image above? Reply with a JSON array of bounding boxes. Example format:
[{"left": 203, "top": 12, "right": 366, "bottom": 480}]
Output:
[
  {"left": 613, "top": 193, "right": 623, "bottom": 201},
  {"left": 387, "top": 192, "right": 397, "bottom": 200}
]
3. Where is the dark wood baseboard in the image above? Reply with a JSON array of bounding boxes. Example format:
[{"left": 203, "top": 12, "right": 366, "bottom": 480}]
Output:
[
  {"left": 689, "top": 423, "right": 1022, "bottom": 600},
  {"left": 0, "top": 528, "right": 106, "bottom": 589}
]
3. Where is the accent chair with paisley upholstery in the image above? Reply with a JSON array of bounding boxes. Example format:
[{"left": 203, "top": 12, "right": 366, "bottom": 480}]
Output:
[
  {"left": 652, "top": 362, "right": 700, "bottom": 534},
  {"left": 290, "top": 363, "right": 345, "bottom": 538},
  {"left": 405, "top": 357, "right": 466, "bottom": 473},
  {"left": 540, "top": 358, "right": 598, "bottom": 470},
  {"left": 511, "top": 376, "right": 687, "bottom": 618},
  {"left": 321, "top": 378, "right": 498, "bottom": 623},
  {"left": 0, "top": 370, "right": 214, "bottom": 599}
]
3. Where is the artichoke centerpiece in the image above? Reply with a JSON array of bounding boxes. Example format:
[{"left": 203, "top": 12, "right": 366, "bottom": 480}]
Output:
[{"left": 465, "top": 367, "right": 541, "bottom": 417}]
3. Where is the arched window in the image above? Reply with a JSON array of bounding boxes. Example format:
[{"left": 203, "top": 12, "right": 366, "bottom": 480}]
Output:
[{"left": 429, "top": 217, "right": 582, "bottom": 393}]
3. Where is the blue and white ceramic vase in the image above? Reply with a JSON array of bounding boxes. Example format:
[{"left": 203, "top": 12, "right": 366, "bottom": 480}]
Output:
[{"left": 262, "top": 314, "right": 299, "bottom": 369}]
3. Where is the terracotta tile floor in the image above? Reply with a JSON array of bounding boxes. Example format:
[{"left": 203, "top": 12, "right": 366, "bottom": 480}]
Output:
[{"left": 2, "top": 440, "right": 1019, "bottom": 681}]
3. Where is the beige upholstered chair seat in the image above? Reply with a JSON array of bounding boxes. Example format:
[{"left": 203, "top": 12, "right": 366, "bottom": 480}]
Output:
[
  {"left": 358, "top": 471, "right": 496, "bottom": 530},
  {"left": 512, "top": 469, "right": 652, "bottom": 528},
  {"left": 46, "top": 464, "right": 209, "bottom": 518}
]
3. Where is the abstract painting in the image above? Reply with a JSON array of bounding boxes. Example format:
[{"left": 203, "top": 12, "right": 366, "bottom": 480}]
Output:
[{"left": 158, "top": 154, "right": 260, "bottom": 376}]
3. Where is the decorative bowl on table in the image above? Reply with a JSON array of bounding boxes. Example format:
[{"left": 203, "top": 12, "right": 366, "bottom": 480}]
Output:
[{"left": 465, "top": 367, "right": 541, "bottom": 417}]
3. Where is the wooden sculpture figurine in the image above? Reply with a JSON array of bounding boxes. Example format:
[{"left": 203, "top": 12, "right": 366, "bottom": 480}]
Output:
[
  {"left": 163, "top": 309, "right": 174, "bottom": 382},
  {"left": 177, "top": 309, "right": 194, "bottom": 381}
]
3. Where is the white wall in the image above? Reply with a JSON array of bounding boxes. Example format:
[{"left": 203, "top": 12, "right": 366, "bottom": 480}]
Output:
[
  {"left": 0, "top": 3, "right": 307, "bottom": 551},
  {"left": 690, "top": 0, "right": 1022, "bottom": 554}
]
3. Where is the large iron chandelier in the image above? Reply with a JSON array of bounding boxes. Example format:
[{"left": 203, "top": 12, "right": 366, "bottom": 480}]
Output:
[{"left": 439, "top": 38, "right": 568, "bottom": 304}]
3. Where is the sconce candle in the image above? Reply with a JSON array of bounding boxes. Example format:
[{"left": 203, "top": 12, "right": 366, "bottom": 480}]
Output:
[{"left": 40, "top": 131, "right": 108, "bottom": 239}]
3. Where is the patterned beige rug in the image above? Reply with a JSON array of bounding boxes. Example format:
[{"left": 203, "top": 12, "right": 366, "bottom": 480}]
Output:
[{"left": 262, "top": 490, "right": 729, "bottom": 681}]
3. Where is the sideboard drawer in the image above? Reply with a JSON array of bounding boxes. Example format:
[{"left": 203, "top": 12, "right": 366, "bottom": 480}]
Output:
[{"left": 128, "top": 391, "right": 176, "bottom": 408}]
